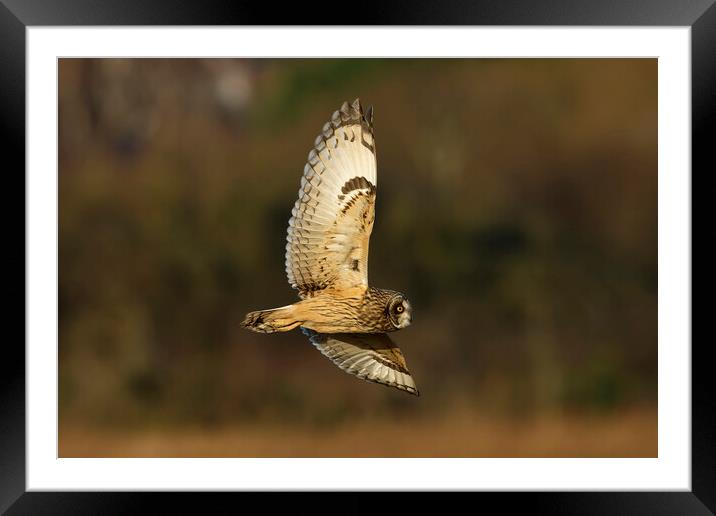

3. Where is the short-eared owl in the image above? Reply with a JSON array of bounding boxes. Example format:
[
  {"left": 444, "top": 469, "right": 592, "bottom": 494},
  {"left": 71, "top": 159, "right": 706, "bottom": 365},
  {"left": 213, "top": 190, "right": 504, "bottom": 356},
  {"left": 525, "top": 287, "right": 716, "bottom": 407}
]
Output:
[{"left": 242, "top": 99, "right": 417, "bottom": 395}]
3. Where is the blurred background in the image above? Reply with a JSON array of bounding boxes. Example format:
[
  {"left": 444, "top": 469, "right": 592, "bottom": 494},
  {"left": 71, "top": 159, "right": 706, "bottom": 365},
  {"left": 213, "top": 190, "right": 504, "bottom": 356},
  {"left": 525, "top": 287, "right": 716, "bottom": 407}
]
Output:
[{"left": 59, "top": 58, "right": 657, "bottom": 457}]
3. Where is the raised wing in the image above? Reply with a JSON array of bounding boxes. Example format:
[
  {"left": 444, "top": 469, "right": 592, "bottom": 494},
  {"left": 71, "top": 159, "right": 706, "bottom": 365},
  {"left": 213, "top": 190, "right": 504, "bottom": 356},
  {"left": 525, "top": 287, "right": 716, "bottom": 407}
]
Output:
[
  {"left": 286, "top": 99, "right": 377, "bottom": 298},
  {"left": 302, "top": 329, "right": 419, "bottom": 396}
]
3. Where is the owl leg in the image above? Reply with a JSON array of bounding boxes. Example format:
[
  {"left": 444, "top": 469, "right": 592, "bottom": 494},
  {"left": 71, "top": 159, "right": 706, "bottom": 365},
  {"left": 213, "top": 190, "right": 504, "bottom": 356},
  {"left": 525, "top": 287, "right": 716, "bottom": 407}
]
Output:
[{"left": 241, "top": 304, "right": 302, "bottom": 333}]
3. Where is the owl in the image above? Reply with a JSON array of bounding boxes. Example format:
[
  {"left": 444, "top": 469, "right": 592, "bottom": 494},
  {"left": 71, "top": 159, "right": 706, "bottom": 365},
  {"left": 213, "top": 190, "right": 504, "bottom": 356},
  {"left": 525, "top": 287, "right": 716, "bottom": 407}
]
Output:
[{"left": 242, "top": 99, "right": 418, "bottom": 396}]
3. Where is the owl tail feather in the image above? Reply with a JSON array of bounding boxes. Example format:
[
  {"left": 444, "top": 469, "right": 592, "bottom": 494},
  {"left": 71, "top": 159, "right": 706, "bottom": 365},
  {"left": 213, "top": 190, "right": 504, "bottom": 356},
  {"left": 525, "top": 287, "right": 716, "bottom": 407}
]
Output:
[{"left": 241, "top": 305, "right": 302, "bottom": 334}]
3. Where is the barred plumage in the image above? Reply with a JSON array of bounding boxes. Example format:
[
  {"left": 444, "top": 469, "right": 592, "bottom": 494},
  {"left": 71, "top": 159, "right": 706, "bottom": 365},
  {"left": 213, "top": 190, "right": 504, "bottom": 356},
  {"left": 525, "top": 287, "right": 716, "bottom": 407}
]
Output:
[
  {"left": 286, "top": 98, "right": 377, "bottom": 296},
  {"left": 242, "top": 99, "right": 418, "bottom": 396}
]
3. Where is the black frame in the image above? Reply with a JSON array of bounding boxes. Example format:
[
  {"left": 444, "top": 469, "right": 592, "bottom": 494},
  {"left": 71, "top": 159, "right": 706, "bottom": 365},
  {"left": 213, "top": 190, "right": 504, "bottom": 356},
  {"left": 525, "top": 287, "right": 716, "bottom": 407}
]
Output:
[{"left": 3, "top": 1, "right": 710, "bottom": 513}]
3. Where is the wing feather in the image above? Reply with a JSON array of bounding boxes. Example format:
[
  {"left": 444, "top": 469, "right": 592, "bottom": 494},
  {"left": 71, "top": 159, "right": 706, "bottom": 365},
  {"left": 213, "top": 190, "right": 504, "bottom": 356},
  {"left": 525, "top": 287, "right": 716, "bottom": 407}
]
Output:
[
  {"left": 302, "top": 329, "right": 419, "bottom": 396},
  {"left": 286, "top": 99, "right": 377, "bottom": 297}
]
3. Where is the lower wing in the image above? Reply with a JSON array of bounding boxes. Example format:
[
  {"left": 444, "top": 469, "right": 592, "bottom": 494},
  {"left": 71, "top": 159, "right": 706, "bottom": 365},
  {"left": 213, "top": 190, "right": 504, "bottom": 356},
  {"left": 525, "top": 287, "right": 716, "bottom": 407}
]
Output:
[{"left": 302, "top": 329, "right": 419, "bottom": 396}]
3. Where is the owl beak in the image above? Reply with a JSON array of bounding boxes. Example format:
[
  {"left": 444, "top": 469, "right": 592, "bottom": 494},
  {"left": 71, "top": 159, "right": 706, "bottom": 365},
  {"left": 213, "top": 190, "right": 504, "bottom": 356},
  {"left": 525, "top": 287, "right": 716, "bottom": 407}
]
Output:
[{"left": 404, "top": 312, "right": 412, "bottom": 327}]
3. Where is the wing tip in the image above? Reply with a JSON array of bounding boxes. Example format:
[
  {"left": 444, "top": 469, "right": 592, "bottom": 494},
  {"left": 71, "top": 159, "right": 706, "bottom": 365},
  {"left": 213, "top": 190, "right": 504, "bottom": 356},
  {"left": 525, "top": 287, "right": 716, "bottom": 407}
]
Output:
[
  {"left": 353, "top": 98, "right": 374, "bottom": 128},
  {"left": 395, "top": 375, "right": 420, "bottom": 396},
  {"left": 332, "top": 98, "right": 373, "bottom": 130},
  {"left": 364, "top": 374, "right": 420, "bottom": 396},
  {"left": 395, "top": 380, "right": 420, "bottom": 396}
]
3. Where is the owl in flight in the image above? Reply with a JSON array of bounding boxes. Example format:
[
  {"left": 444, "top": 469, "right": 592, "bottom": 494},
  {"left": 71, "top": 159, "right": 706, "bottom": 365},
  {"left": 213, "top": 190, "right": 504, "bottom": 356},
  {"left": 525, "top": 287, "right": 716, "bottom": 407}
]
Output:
[{"left": 242, "top": 99, "right": 418, "bottom": 395}]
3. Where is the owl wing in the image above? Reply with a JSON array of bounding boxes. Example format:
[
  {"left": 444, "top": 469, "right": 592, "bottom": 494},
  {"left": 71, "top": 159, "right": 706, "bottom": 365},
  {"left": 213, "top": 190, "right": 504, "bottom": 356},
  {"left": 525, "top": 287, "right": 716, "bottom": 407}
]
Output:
[
  {"left": 302, "top": 329, "right": 419, "bottom": 396},
  {"left": 286, "top": 98, "right": 377, "bottom": 298}
]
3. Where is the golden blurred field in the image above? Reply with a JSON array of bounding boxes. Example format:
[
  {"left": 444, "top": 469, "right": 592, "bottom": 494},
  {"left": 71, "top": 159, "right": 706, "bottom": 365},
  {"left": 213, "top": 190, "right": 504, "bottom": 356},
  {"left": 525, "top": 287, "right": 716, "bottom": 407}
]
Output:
[{"left": 60, "top": 405, "right": 656, "bottom": 458}]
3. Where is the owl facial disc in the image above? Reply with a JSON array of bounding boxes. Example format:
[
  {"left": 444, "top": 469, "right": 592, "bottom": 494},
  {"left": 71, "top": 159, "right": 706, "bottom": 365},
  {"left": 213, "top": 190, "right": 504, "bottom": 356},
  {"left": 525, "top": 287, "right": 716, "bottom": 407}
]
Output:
[{"left": 388, "top": 295, "right": 412, "bottom": 329}]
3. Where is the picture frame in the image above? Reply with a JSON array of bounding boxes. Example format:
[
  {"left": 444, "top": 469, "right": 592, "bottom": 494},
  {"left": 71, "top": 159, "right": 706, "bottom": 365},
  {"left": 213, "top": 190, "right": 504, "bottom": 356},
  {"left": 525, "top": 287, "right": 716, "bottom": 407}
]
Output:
[{"left": 3, "top": 0, "right": 709, "bottom": 512}]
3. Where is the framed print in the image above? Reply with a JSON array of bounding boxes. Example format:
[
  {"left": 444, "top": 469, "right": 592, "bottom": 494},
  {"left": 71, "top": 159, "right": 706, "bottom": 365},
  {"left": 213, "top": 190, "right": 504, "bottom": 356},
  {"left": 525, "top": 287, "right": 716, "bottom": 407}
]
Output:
[{"left": 3, "top": 0, "right": 711, "bottom": 513}]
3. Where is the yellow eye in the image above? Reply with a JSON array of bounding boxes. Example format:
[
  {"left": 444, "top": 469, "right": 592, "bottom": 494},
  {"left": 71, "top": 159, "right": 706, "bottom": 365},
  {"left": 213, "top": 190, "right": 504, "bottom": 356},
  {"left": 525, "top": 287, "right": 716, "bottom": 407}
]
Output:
[{"left": 396, "top": 305, "right": 404, "bottom": 313}]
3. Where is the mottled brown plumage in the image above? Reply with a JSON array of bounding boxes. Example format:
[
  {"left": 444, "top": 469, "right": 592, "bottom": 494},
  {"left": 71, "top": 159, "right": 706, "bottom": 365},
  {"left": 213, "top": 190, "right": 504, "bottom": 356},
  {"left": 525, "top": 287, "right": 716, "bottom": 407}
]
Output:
[{"left": 242, "top": 99, "right": 418, "bottom": 395}]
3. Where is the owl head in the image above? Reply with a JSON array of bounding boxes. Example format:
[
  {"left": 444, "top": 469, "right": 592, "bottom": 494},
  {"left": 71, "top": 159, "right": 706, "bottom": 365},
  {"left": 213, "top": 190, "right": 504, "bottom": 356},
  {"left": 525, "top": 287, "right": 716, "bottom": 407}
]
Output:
[{"left": 388, "top": 294, "right": 412, "bottom": 329}]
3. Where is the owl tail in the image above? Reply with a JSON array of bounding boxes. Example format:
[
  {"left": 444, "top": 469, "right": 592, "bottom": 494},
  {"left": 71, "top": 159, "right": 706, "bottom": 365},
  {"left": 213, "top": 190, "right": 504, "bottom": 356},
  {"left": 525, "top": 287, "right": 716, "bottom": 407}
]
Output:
[{"left": 241, "top": 304, "right": 302, "bottom": 333}]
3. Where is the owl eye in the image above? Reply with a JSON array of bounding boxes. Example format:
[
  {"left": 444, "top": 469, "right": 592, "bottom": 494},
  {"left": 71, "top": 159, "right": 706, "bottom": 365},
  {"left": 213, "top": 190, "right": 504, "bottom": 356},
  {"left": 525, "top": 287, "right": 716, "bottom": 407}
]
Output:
[{"left": 396, "top": 305, "right": 404, "bottom": 313}]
